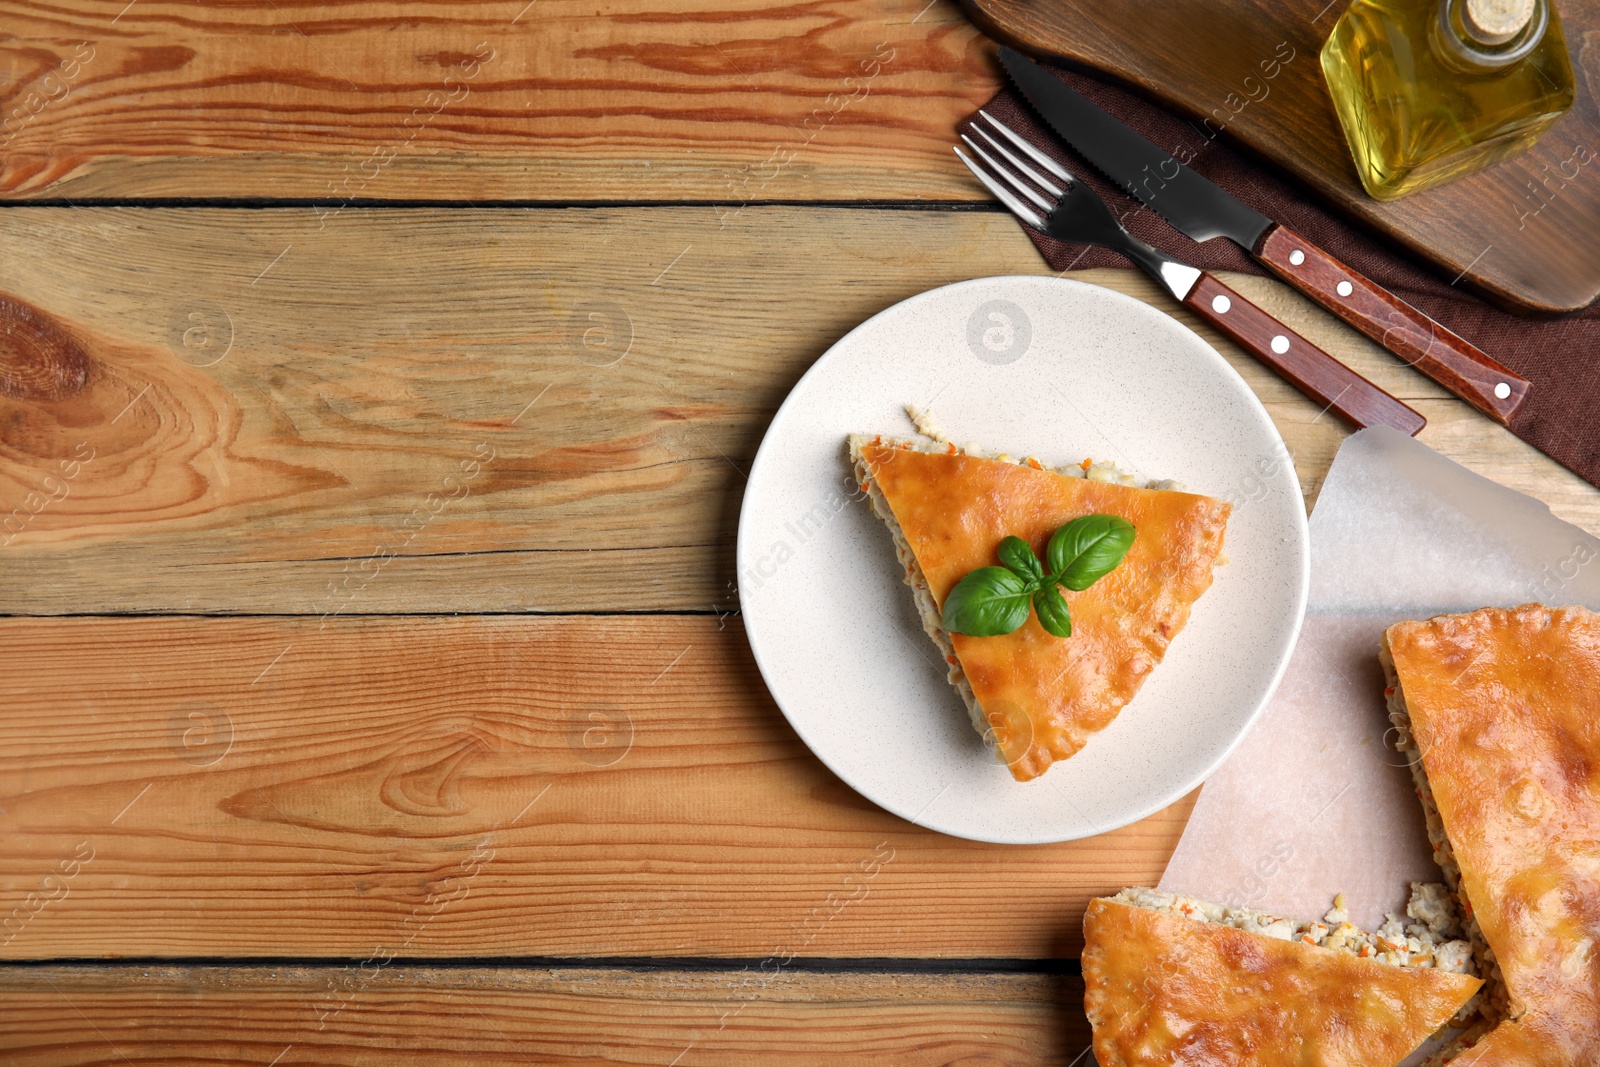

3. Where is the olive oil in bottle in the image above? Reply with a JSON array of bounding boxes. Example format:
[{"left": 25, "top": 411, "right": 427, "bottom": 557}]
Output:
[{"left": 1321, "top": 0, "right": 1575, "bottom": 200}]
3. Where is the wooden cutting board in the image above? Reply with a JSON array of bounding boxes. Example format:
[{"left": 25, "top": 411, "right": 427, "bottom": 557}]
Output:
[{"left": 957, "top": 0, "right": 1600, "bottom": 315}]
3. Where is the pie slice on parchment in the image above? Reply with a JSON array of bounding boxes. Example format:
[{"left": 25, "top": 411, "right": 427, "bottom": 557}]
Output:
[
  {"left": 849, "top": 427, "right": 1229, "bottom": 781},
  {"left": 1382, "top": 604, "right": 1600, "bottom": 1066},
  {"left": 1083, "top": 890, "right": 1483, "bottom": 1067}
]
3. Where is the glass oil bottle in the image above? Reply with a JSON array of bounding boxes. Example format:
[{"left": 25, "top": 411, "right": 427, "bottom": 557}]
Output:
[{"left": 1321, "top": 0, "right": 1576, "bottom": 200}]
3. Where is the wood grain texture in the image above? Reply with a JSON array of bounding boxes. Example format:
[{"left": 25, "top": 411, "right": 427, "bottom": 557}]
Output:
[
  {"left": 0, "top": 965, "right": 1089, "bottom": 1065},
  {"left": 3, "top": 0, "right": 1592, "bottom": 311},
  {"left": 0, "top": 0, "right": 995, "bottom": 202},
  {"left": 3, "top": 207, "right": 1596, "bottom": 616},
  {"left": 959, "top": 0, "right": 1600, "bottom": 313},
  {"left": 1256, "top": 224, "right": 1531, "bottom": 425},
  {"left": 0, "top": 614, "right": 1195, "bottom": 959},
  {"left": 1183, "top": 272, "right": 1426, "bottom": 435}
]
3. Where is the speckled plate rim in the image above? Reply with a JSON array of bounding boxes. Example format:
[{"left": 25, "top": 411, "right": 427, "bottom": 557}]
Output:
[{"left": 737, "top": 276, "right": 1310, "bottom": 844}]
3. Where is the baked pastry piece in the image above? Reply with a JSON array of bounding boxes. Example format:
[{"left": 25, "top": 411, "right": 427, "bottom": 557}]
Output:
[
  {"left": 849, "top": 431, "right": 1229, "bottom": 781},
  {"left": 1084, "top": 888, "right": 1483, "bottom": 1067},
  {"left": 1383, "top": 604, "right": 1600, "bottom": 1066}
]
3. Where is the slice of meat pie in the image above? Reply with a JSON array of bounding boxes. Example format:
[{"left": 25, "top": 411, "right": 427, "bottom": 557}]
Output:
[
  {"left": 849, "top": 433, "right": 1229, "bottom": 781},
  {"left": 1083, "top": 889, "right": 1482, "bottom": 1067}
]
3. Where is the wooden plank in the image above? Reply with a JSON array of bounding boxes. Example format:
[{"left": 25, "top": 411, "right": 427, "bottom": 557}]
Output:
[
  {"left": 0, "top": 0, "right": 994, "bottom": 200},
  {"left": 3, "top": 207, "right": 1594, "bottom": 615},
  {"left": 0, "top": 614, "right": 1193, "bottom": 959},
  {"left": 0, "top": 965, "right": 1088, "bottom": 1065}
]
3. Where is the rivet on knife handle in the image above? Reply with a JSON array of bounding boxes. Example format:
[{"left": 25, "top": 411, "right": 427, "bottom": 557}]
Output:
[
  {"left": 1184, "top": 273, "right": 1427, "bottom": 436},
  {"left": 1256, "top": 224, "right": 1530, "bottom": 426}
]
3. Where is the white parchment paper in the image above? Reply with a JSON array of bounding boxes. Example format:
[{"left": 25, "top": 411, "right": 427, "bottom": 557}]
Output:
[{"left": 1160, "top": 427, "right": 1600, "bottom": 930}]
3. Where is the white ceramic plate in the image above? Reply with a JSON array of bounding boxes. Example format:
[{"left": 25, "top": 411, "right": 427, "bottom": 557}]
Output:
[{"left": 738, "top": 276, "right": 1309, "bottom": 844}]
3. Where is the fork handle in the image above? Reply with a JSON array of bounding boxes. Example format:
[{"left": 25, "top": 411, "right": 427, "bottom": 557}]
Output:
[
  {"left": 1183, "top": 273, "right": 1426, "bottom": 436},
  {"left": 1255, "top": 225, "right": 1528, "bottom": 426}
]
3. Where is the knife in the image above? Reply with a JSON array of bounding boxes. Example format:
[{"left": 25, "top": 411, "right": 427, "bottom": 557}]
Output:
[{"left": 998, "top": 46, "right": 1531, "bottom": 427}]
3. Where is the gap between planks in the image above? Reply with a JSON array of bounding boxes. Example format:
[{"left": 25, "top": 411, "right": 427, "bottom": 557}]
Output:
[{"left": 0, "top": 954, "right": 1083, "bottom": 974}]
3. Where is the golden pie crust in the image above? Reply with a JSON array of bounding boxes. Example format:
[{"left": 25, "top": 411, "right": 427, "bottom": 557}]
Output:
[
  {"left": 858, "top": 442, "right": 1229, "bottom": 781},
  {"left": 1385, "top": 604, "right": 1600, "bottom": 1066},
  {"left": 1083, "top": 899, "right": 1483, "bottom": 1067}
]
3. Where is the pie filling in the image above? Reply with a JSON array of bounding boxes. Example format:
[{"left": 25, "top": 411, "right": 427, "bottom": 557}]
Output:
[{"left": 1112, "top": 885, "right": 1477, "bottom": 976}]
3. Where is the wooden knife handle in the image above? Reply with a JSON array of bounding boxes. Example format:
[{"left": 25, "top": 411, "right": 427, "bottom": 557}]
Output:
[
  {"left": 1184, "top": 273, "right": 1427, "bottom": 436},
  {"left": 1256, "top": 224, "right": 1529, "bottom": 426}
]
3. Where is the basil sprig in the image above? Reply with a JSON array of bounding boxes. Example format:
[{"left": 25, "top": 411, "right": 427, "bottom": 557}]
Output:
[{"left": 941, "top": 515, "right": 1135, "bottom": 639}]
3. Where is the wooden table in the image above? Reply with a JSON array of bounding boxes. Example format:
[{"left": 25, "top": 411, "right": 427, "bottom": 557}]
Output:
[{"left": 2, "top": 2, "right": 1597, "bottom": 1062}]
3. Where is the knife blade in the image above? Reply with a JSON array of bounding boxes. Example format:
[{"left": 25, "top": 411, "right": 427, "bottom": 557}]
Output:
[{"left": 997, "top": 46, "right": 1532, "bottom": 427}]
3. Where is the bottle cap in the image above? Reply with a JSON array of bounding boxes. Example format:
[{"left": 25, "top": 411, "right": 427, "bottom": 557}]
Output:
[{"left": 1463, "top": 0, "right": 1536, "bottom": 44}]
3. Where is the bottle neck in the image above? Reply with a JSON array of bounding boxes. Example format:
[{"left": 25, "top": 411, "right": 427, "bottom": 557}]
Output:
[{"left": 1434, "top": 0, "right": 1549, "bottom": 69}]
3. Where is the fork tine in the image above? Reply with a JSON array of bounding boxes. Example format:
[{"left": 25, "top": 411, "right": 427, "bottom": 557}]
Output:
[
  {"left": 961, "top": 135, "right": 1056, "bottom": 215},
  {"left": 976, "top": 109, "right": 1074, "bottom": 185},
  {"left": 953, "top": 146, "right": 1045, "bottom": 231},
  {"left": 968, "top": 125, "right": 1064, "bottom": 198}
]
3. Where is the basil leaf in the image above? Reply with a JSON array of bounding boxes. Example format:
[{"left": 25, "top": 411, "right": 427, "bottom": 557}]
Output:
[
  {"left": 941, "top": 567, "right": 1032, "bottom": 637},
  {"left": 1033, "top": 585, "right": 1072, "bottom": 638},
  {"left": 996, "top": 535, "right": 1043, "bottom": 585},
  {"left": 1047, "top": 514, "right": 1136, "bottom": 591}
]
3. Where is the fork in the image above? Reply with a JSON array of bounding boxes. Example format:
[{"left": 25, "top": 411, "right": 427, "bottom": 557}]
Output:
[{"left": 956, "top": 111, "right": 1426, "bottom": 436}]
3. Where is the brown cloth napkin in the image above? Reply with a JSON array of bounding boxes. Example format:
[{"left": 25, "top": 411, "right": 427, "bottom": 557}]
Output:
[{"left": 971, "top": 68, "right": 1600, "bottom": 490}]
